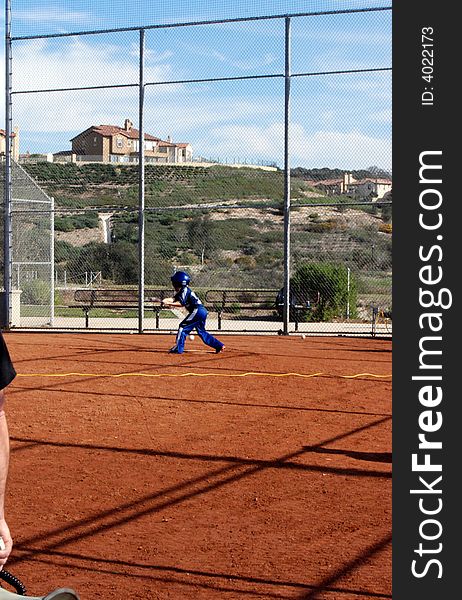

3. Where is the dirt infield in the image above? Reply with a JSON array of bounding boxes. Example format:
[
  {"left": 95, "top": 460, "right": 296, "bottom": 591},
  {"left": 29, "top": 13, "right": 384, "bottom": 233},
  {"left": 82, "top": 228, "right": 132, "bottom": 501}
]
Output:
[{"left": 3, "top": 332, "right": 391, "bottom": 600}]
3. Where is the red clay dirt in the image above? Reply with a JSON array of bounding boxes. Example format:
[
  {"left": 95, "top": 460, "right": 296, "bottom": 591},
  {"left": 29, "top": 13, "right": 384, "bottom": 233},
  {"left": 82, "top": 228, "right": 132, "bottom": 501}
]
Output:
[{"left": 2, "top": 332, "right": 391, "bottom": 600}]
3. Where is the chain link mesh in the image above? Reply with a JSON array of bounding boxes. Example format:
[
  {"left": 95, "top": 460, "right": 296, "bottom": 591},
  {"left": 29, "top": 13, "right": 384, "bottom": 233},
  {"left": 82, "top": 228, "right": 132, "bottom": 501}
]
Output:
[{"left": 3, "top": 2, "right": 391, "bottom": 335}]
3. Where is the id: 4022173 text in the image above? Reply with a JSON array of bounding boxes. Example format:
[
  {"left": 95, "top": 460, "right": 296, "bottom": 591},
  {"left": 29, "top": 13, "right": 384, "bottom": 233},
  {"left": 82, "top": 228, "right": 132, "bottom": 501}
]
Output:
[{"left": 421, "top": 27, "right": 434, "bottom": 106}]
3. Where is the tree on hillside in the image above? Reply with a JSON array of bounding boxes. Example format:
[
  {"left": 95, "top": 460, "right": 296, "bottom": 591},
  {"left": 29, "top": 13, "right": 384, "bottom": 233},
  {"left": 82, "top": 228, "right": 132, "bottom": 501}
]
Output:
[
  {"left": 66, "top": 241, "right": 138, "bottom": 284},
  {"left": 187, "top": 215, "right": 217, "bottom": 264}
]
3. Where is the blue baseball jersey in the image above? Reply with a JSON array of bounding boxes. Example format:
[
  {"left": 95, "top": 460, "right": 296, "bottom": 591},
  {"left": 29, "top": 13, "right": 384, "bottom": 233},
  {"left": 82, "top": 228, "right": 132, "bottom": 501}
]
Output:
[{"left": 174, "top": 286, "right": 203, "bottom": 314}]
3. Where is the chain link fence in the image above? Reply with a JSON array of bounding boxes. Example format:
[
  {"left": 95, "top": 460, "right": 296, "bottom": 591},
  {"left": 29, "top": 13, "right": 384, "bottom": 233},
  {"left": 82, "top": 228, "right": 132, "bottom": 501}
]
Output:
[{"left": 2, "top": 0, "right": 392, "bottom": 336}]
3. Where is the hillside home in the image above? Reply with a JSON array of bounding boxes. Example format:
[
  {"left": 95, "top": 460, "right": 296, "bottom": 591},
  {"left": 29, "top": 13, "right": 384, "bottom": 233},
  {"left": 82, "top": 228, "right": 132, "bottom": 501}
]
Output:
[
  {"left": 343, "top": 172, "right": 392, "bottom": 200},
  {"left": 70, "top": 119, "right": 192, "bottom": 164},
  {"left": 311, "top": 178, "right": 344, "bottom": 196},
  {"left": 0, "top": 127, "right": 19, "bottom": 161},
  {"left": 311, "top": 172, "right": 392, "bottom": 200}
]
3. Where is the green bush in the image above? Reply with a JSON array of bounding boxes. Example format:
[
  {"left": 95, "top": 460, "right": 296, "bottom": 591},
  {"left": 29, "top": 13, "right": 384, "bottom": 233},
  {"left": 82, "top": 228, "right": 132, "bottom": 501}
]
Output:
[
  {"left": 291, "top": 262, "right": 357, "bottom": 321},
  {"left": 54, "top": 216, "right": 74, "bottom": 232},
  {"left": 55, "top": 213, "right": 99, "bottom": 232},
  {"left": 54, "top": 240, "right": 74, "bottom": 263},
  {"left": 20, "top": 280, "right": 51, "bottom": 305},
  {"left": 177, "top": 252, "right": 200, "bottom": 264},
  {"left": 234, "top": 256, "right": 257, "bottom": 270},
  {"left": 54, "top": 289, "right": 65, "bottom": 305},
  {"left": 144, "top": 256, "right": 173, "bottom": 285},
  {"left": 380, "top": 202, "right": 392, "bottom": 223},
  {"left": 304, "top": 219, "right": 339, "bottom": 233}
]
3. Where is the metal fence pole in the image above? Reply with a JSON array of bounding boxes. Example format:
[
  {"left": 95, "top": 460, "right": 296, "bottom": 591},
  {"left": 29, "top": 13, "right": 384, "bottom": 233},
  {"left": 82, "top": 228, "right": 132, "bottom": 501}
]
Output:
[
  {"left": 50, "top": 195, "right": 55, "bottom": 326},
  {"left": 2, "top": 0, "right": 13, "bottom": 328},
  {"left": 138, "top": 28, "right": 145, "bottom": 333},
  {"left": 347, "top": 267, "right": 351, "bottom": 319},
  {"left": 282, "top": 17, "right": 291, "bottom": 335}
]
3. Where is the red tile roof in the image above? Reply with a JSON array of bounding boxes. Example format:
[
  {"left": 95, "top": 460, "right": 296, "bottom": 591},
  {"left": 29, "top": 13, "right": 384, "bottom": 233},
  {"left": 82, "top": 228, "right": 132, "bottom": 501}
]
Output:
[
  {"left": 312, "top": 179, "right": 343, "bottom": 186},
  {"left": 71, "top": 124, "right": 161, "bottom": 142},
  {"left": 347, "top": 178, "right": 392, "bottom": 186}
]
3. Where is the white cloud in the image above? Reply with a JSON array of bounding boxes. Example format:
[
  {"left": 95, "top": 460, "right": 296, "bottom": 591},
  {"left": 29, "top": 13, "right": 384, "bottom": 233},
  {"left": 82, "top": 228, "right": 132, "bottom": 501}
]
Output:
[
  {"left": 13, "top": 9, "right": 91, "bottom": 24},
  {"left": 12, "top": 38, "right": 174, "bottom": 91},
  {"left": 12, "top": 89, "right": 278, "bottom": 138},
  {"left": 1, "top": 34, "right": 391, "bottom": 170},
  {"left": 130, "top": 45, "right": 174, "bottom": 62},
  {"left": 146, "top": 97, "right": 277, "bottom": 130},
  {"left": 195, "top": 122, "right": 391, "bottom": 170},
  {"left": 293, "top": 127, "right": 391, "bottom": 170},
  {"left": 3, "top": 37, "right": 182, "bottom": 134}
]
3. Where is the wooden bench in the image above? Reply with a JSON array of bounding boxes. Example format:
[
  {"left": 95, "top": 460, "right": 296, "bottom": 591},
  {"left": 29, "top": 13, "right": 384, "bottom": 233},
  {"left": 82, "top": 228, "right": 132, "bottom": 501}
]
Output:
[
  {"left": 71, "top": 288, "right": 171, "bottom": 328},
  {"left": 204, "top": 288, "right": 313, "bottom": 330},
  {"left": 71, "top": 287, "right": 317, "bottom": 330}
]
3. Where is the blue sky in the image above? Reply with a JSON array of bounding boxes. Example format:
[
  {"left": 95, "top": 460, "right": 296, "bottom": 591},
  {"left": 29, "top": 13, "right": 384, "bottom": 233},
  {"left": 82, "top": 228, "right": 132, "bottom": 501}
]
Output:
[{"left": 2, "top": 1, "right": 392, "bottom": 170}]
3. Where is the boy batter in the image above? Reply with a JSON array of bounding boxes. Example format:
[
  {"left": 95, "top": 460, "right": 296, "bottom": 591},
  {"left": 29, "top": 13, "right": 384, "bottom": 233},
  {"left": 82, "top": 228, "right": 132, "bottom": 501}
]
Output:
[{"left": 163, "top": 271, "right": 225, "bottom": 355}]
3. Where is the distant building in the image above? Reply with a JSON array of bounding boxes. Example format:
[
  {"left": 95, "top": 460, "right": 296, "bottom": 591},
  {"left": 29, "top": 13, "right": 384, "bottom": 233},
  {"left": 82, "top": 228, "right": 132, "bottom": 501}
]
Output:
[
  {"left": 0, "top": 127, "right": 19, "bottom": 161},
  {"left": 343, "top": 173, "right": 392, "bottom": 200},
  {"left": 69, "top": 119, "right": 192, "bottom": 164},
  {"left": 311, "top": 172, "right": 392, "bottom": 200},
  {"left": 311, "top": 178, "right": 344, "bottom": 196}
]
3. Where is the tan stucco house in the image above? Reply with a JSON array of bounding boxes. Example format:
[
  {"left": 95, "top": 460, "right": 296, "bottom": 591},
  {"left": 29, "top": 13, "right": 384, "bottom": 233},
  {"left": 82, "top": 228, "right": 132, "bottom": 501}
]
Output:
[
  {"left": 343, "top": 173, "right": 392, "bottom": 200},
  {"left": 312, "top": 172, "right": 392, "bottom": 200},
  {"left": 70, "top": 119, "right": 192, "bottom": 164}
]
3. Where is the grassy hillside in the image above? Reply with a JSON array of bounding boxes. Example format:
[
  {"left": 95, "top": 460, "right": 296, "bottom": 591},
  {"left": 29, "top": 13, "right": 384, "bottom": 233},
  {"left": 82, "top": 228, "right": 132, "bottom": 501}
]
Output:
[{"left": 23, "top": 162, "right": 321, "bottom": 209}]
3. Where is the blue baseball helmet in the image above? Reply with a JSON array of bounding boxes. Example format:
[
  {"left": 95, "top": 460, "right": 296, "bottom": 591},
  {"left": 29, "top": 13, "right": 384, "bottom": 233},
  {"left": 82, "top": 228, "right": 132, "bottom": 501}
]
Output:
[{"left": 171, "top": 271, "right": 191, "bottom": 287}]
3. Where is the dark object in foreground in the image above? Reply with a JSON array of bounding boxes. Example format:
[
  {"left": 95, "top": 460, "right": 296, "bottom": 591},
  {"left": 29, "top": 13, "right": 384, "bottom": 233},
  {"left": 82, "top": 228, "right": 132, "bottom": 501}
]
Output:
[{"left": 0, "top": 570, "right": 79, "bottom": 600}]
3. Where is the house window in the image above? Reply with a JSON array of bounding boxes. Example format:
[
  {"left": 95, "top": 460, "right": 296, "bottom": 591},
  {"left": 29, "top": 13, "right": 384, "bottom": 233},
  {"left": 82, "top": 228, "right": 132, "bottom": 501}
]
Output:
[{"left": 116, "top": 136, "right": 124, "bottom": 149}]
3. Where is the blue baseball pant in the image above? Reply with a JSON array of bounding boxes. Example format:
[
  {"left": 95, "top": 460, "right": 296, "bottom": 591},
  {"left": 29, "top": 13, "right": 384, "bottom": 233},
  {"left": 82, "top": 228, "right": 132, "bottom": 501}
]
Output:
[{"left": 172, "top": 305, "right": 223, "bottom": 353}]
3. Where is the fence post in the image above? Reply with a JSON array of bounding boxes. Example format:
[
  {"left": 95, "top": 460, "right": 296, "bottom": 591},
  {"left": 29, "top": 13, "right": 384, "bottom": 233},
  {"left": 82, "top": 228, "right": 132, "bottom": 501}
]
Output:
[
  {"left": 49, "top": 195, "right": 55, "bottom": 326},
  {"left": 346, "top": 267, "right": 350, "bottom": 320},
  {"left": 282, "top": 16, "right": 292, "bottom": 335},
  {"left": 2, "top": 0, "right": 13, "bottom": 328},
  {"left": 138, "top": 28, "right": 146, "bottom": 333}
]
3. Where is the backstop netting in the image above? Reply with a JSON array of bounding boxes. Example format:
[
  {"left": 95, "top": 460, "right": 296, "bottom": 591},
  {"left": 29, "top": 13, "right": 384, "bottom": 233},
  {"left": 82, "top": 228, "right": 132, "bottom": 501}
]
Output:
[{"left": 10, "top": 161, "right": 54, "bottom": 327}]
